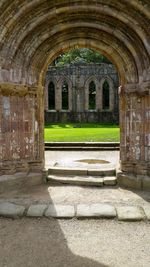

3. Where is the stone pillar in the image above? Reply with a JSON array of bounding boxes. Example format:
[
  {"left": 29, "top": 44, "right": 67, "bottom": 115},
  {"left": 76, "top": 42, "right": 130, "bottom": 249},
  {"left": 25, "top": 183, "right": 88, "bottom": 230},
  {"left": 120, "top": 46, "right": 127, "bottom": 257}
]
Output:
[
  {"left": 55, "top": 86, "right": 61, "bottom": 111},
  {"left": 118, "top": 85, "right": 150, "bottom": 190},
  {"left": 0, "top": 83, "right": 44, "bottom": 188},
  {"left": 99, "top": 85, "right": 103, "bottom": 111},
  {"left": 84, "top": 85, "right": 89, "bottom": 111},
  {"left": 68, "top": 84, "right": 73, "bottom": 111},
  {"left": 75, "top": 87, "right": 84, "bottom": 112},
  {"left": 109, "top": 86, "right": 114, "bottom": 111}
]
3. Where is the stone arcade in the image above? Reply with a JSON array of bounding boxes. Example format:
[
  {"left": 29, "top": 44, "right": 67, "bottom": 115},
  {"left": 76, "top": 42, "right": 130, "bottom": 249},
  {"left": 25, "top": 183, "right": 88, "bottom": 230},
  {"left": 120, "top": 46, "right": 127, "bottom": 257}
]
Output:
[
  {"left": 45, "top": 63, "right": 119, "bottom": 123},
  {"left": 0, "top": 0, "right": 150, "bottom": 190}
]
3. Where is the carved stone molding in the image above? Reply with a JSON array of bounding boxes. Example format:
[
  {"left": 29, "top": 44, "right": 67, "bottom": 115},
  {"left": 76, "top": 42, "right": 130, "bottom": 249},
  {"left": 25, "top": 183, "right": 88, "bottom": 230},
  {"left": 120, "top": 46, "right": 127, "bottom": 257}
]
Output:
[
  {"left": 0, "top": 83, "right": 38, "bottom": 96},
  {"left": 124, "top": 82, "right": 150, "bottom": 95}
]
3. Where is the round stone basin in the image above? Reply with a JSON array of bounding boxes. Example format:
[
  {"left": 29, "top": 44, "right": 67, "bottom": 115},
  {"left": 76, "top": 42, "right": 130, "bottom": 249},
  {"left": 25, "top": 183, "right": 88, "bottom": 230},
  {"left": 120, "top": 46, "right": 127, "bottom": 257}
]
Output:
[
  {"left": 75, "top": 159, "right": 110, "bottom": 164},
  {"left": 54, "top": 157, "right": 114, "bottom": 169}
]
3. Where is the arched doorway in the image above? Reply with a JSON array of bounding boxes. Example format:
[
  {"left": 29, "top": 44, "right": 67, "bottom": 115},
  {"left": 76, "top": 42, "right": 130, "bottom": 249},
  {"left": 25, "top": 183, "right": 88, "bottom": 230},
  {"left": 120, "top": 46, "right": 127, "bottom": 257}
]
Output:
[{"left": 0, "top": 1, "right": 149, "bottom": 189}]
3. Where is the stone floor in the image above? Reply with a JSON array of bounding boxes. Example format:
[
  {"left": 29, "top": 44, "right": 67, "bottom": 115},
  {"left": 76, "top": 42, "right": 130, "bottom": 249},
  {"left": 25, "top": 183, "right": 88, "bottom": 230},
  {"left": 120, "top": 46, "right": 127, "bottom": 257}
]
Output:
[
  {"left": 0, "top": 151, "right": 149, "bottom": 206},
  {"left": 45, "top": 150, "right": 120, "bottom": 170},
  {"left": 0, "top": 150, "right": 150, "bottom": 221}
]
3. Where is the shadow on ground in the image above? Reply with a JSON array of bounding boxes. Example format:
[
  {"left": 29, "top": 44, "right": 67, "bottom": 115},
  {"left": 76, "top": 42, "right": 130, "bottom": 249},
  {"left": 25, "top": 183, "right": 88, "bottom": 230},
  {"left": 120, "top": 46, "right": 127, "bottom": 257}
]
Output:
[{"left": 0, "top": 191, "right": 109, "bottom": 267}]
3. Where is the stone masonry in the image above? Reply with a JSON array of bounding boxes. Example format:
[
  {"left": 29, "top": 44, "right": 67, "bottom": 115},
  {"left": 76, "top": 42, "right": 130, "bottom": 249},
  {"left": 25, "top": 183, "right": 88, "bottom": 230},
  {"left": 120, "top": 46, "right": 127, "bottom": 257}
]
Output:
[
  {"left": 45, "top": 63, "right": 119, "bottom": 123},
  {"left": 0, "top": 0, "right": 150, "bottom": 190}
]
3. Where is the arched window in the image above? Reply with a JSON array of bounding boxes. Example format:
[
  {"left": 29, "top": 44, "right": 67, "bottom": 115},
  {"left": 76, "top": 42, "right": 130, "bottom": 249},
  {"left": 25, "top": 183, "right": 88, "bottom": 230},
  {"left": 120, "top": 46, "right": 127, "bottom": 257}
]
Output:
[
  {"left": 89, "top": 81, "right": 96, "bottom": 110},
  {"left": 103, "top": 80, "right": 110, "bottom": 110},
  {"left": 62, "top": 81, "right": 69, "bottom": 110},
  {"left": 48, "top": 81, "right": 55, "bottom": 110}
]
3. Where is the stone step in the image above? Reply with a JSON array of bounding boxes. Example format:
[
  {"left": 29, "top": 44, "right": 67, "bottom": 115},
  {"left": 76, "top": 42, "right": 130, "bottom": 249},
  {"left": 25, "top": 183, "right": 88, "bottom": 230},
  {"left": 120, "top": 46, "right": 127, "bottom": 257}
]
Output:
[
  {"left": 47, "top": 175, "right": 117, "bottom": 186},
  {"left": 48, "top": 167, "right": 116, "bottom": 176},
  {"left": 45, "top": 142, "right": 120, "bottom": 151},
  {"left": 45, "top": 146, "right": 119, "bottom": 151},
  {"left": 45, "top": 142, "right": 120, "bottom": 147}
]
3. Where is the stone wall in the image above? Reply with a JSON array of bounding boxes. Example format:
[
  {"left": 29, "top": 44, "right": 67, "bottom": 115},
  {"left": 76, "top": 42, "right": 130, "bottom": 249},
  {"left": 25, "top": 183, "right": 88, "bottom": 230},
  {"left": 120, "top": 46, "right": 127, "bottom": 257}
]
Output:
[
  {"left": 45, "top": 63, "right": 119, "bottom": 123},
  {"left": 0, "top": 84, "right": 44, "bottom": 176},
  {"left": 0, "top": 0, "right": 149, "bottom": 190}
]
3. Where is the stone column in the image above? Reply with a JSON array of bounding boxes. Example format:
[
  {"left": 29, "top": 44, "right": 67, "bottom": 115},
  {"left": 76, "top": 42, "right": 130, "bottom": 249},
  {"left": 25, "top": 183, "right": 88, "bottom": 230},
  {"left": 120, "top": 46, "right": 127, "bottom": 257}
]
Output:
[
  {"left": 97, "top": 85, "right": 102, "bottom": 111},
  {"left": 118, "top": 84, "right": 150, "bottom": 190},
  {"left": 55, "top": 86, "right": 61, "bottom": 111},
  {"left": 69, "top": 84, "right": 73, "bottom": 111},
  {"left": 0, "top": 83, "right": 43, "bottom": 185},
  {"left": 84, "top": 85, "right": 89, "bottom": 111},
  {"left": 109, "top": 86, "right": 114, "bottom": 111}
]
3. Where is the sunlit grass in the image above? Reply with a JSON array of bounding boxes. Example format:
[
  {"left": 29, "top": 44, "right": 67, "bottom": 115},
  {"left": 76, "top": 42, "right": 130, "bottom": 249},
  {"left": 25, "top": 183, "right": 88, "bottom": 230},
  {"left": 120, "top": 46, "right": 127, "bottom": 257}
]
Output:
[{"left": 44, "top": 123, "right": 120, "bottom": 142}]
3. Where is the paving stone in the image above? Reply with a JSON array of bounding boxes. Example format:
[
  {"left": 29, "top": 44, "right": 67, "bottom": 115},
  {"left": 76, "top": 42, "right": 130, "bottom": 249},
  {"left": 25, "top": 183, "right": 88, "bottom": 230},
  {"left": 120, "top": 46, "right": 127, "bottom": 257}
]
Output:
[
  {"left": 45, "top": 204, "right": 75, "bottom": 218},
  {"left": 116, "top": 206, "right": 145, "bottom": 221},
  {"left": 27, "top": 204, "right": 47, "bottom": 217},
  {"left": 103, "top": 176, "right": 117, "bottom": 186},
  {"left": 0, "top": 202, "right": 25, "bottom": 217},
  {"left": 76, "top": 203, "right": 116, "bottom": 218},
  {"left": 143, "top": 206, "right": 150, "bottom": 220}
]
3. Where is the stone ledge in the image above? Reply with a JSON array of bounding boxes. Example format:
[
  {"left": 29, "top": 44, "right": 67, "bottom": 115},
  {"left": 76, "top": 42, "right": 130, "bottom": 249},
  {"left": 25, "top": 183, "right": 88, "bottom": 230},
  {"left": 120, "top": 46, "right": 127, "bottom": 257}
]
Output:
[
  {"left": 103, "top": 176, "right": 117, "bottom": 186},
  {"left": 117, "top": 171, "right": 150, "bottom": 191},
  {"left": 117, "top": 171, "right": 142, "bottom": 190},
  {"left": 0, "top": 172, "right": 43, "bottom": 193},
  {"left": 0, "top": 202, "right": 150, "bottom": 221},
  {"left": 0, "top": 82, "right": 38, "bottom": 96},
  {"left": 48, "top": 167, "right": 115, "bottom": 177},
  {"left": 48, "top": 167, "right": 87, "bottom": 176}
]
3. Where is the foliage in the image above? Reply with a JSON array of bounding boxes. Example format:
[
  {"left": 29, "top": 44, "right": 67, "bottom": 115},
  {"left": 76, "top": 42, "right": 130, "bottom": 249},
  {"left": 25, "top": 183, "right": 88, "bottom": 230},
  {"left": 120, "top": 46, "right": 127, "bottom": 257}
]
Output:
[{"left": 54, "top": 48, "right": 111, "bottom": 66}]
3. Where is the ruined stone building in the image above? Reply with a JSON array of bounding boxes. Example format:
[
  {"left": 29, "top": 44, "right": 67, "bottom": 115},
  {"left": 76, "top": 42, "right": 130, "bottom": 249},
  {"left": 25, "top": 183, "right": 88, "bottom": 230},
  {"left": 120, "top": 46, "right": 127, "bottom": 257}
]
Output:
[
  {"left": 45, "top": 63, "right": 119, "bottom": 123},
  {"left": 0, "top": 0, "right": 150, "bottom": 191}
]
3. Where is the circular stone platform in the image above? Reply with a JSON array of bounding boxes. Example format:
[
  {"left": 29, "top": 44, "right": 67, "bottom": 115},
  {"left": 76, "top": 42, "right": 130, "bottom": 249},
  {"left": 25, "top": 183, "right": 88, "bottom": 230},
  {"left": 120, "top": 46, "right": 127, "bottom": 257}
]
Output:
[{"left": 54, "top": 158, "right": 115, "bottom": 170}]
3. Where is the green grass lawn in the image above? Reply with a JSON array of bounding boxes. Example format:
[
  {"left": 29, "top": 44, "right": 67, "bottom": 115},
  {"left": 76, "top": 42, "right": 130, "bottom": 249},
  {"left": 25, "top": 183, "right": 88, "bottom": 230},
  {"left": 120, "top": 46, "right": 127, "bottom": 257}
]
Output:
[{"left": 44, "top": 123, "right": 120, "bottom": 142}]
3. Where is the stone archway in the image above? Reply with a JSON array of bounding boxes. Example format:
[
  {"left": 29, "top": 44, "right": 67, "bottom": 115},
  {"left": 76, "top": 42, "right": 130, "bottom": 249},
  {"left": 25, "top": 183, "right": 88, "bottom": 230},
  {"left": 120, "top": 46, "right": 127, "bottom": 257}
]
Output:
[{"left": 0, "top": 0, "right": 150, "bottom": 190}]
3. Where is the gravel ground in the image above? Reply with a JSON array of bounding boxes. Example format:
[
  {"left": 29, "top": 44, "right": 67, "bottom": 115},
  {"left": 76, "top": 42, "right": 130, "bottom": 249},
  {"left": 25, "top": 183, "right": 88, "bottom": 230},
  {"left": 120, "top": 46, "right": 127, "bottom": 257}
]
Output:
[
  {"left": 0, "top": 218, "right": 150, "bottom": 267},
  {"left": 1, "top": 184, "right": 149, "bottom": 207}
]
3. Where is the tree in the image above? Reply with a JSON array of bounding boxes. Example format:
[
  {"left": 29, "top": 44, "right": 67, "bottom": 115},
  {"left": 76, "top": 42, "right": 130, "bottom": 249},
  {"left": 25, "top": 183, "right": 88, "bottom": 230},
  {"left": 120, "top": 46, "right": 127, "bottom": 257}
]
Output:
[{"left": 54, "top": 48, "right": 111, "bottom": 66}]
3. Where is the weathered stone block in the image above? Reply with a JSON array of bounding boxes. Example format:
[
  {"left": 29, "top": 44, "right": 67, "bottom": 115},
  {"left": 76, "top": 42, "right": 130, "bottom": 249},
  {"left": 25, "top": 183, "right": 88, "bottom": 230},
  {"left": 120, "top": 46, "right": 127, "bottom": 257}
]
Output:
[
  {"left": 143, "top": 206, "right": 150, "bottom": 220},
  {"left": 143, "top": 176, "right": 150, "bottom": 191},
  {"left": 117, "top": 171, "right": 142, "bottom": 190},
  {"left": 0, "top": 202, "right": 25, "bottom": 217},
  {"left": 103, "top": 176, "right": 117, "bottom": 185},
  {"left": 45, "top": 204, "right": 75, "bottom": 218},
  {"left": 27, "top": 204, "right": 47, "bottom": 217},
  {"left": 76, "top": 203, "right": 116, "bottom": 218},
  {"left": 117, "top": 206, "right": 145, "bottom": 221}
]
